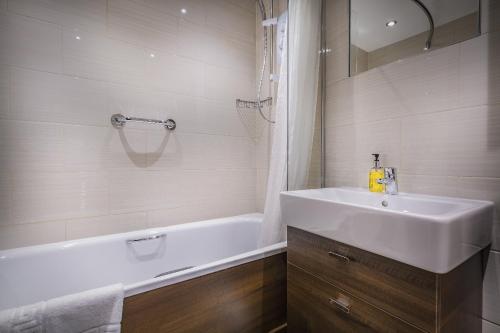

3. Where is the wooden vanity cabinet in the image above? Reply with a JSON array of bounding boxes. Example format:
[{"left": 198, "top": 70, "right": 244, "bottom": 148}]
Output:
[{"left": 287, "top": 226, "right": 484, "bottom": 333}]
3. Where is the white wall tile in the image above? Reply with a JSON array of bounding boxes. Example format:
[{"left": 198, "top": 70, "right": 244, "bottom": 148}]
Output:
[
  {"left": 0, "top": 0, "right": 259, "bottom": 250},
  {"left": 172, "top": 97, "right": 250, "bottom": 137},
  {"left": 108, "top": 127, "right": 148, "bottom": 169},
  {"left": 61, "top": 124, "right": 148, "bottom": 171},
  {"left": 200, "top": 134, "right": 256, "bottom": 169},
  {"left": 107, "top": 0, "right": 178, "bottom": 53},
  {"left": 204, "top": 64, "right": 254, "bottom": 102},
  {"left": 130, "top": 0, "right": 206, "bottom": 25},
  {"left": 353, "top": 119, "right": 401, "bottom": 184},
  {"left": 324, "top": 80, "right": 355, "bottom": 127},
  {"left": 62, "top": 28, "right": 147, "bottom": 85},
  {"left": 145, "top": 131, "right": 196, "bottom": 169},
  {"left": 62, "top": 125, "right": 110, "bottom": 171},
  {"left": 324, "top": 119, "right": 401, "bottom": 189},
  {"left": 147, "top": 203, "right": 218, "bottom": 228},
  {"left": 146, "top": 132, "right": 255, "bottom": 169},
  {"left": 216, "top": 196, "right": 256, "bottom": 218},
  {"left": 10, "top": 171, "right": 108, "bottom": 224},
  {"left": 205, "top": 0, "right": 255, "bottom": 43},
  {"left": 66, "top": 212, "right": 147, "bottom": 240},
  {"left": 145, "top": 52, "right": 204, "bottom": 96},
  {"left": 177, "top": 20, "right": 208, "bottom": 62},
  {"left": 226, "top": 0, "right": 256, "bottom": 13},
  {"left": 326, "top": 67, "right": 415, "bottom": 125},
  {"left": 401, "top": 105, "right": 500, "bottom": 178},
  {"left": 324, "top": 124, "right": 357, "bottom": 187},
  {"left": 203, "top": 27, "right": 256, "bottom": 72},
  {"left": 178, "top": 169, "right": 256, "bottom": 203},
  {"left": 484, "top": 250, "right": 500, "bottom": 325},
  {"left": 381, "top": 45, "right": 460, "bottom": 116},
  {"left": 459, "top": 32, "right": 500, "bottom": 107},
  {"left": 7, "top": 67, "right": 108, "bottom": 126},
  {"left": 0, "top": 12, "right": 62, "bottom": 72},
  {"left": 0, "top": 220, "right": 66, "bottom": 250},
  {"left": 147, "top": 194, "right": 256, "bottom": 228},
  {"left": 326, "top": 40, "right": 462, "bottom": 128},
  {"left": 379, "top": 43, "right": 459, "bottom": 82},
  {"left": 0, "top": 120, "right": 65, "bottom": 172},
  {"left": 8, "top": 0, "right": 106, "bottom": 33},
  {"left": 109, "top": 170, "right": 181, "bottom": 214}
]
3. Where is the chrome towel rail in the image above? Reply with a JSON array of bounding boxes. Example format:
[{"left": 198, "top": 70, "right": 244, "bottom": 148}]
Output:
[{"left": 111, "top": 113, "right": 176, "bottom": 130}]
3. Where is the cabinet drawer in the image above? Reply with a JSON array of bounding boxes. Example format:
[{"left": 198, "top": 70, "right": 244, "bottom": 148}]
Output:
[
  {"left": 287, "top": 226, "right": 436, "bottom": 332},
  {"left": 288, "top": 263, "right": 423, "bottom": 333}
]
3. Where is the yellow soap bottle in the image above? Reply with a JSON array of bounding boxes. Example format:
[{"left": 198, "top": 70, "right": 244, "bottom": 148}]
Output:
[{"left": 369, "top": 154, "right": 385, "bottom": 193}]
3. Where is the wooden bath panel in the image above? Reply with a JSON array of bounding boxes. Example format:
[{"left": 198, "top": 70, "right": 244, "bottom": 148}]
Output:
[{"left": 122, "top": 252, "right": 287, "bottom": 333}]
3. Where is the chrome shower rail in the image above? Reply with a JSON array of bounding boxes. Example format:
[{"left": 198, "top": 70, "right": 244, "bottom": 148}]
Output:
[
  {"left": 411, "top": 0, "right": 434, "bottom": 50},
  {"left": 111, "top": 113, "right": 176, "bottom": 130}
]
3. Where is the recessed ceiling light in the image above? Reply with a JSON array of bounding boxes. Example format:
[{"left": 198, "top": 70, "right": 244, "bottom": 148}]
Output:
[
  {"left": 180, "top": 8, "right": 187, "bottom": 14},
  {"left": 75, "top": 35, "right": 81, "bottom": 40},
  {"left": 149, "top": 53, "right": 155, "bottom": 58},
  {"left": 386, "top": 20, "right": 397, "bottom": 27}
]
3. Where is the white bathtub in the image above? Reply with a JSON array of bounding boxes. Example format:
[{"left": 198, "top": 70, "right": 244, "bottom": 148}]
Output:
[{"left": 0, "top": 213, "right": 286, "bottom": 311}]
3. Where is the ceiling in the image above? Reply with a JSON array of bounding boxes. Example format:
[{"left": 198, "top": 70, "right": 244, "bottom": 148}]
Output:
[{"left": 350, "top": 0, "right": 479, "bottom": 52}]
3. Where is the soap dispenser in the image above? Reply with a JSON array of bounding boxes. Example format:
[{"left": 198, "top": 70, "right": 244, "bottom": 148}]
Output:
[{"left": 369, "top": 154, "right": 385, "bottom": 193}]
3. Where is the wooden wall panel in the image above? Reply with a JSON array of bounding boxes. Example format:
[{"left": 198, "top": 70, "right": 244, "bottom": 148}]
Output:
[{"left": 123, "top": 253, "right": 287, "bottom": 333}]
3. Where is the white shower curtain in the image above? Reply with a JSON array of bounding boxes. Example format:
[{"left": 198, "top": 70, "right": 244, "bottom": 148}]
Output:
[
  {"left": 260, "top": 13, "right": 288, "bottom": 247},
  {"left": 288, "top": 0, "right": 322, "bottom": 191},
  {"left": 260, "top": 0, "right": 322, "bottom": 247}
]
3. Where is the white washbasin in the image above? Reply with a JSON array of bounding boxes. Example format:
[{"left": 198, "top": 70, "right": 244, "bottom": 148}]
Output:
[{"left": 281, "top": 187, "right": 494, "bottom": 273}]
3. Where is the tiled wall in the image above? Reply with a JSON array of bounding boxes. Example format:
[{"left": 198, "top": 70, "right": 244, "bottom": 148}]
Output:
[
  {"left": 324, "top": 0, "right": 500, "bottom": 330},
  {"left": 0, "top": 0, "right": 260, "bottom": 250}
]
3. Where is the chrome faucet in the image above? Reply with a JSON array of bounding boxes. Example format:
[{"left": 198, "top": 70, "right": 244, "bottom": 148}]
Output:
[{"left": 377, "top": 167, "right": 398, "bottom": 195}]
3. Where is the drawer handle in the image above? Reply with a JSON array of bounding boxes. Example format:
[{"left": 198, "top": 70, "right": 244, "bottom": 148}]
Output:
[
  {"left": 328, "top": 251, "right": 351, "bottom": 264},
  {"left": 329, "top": 297, "right": 351, "bottom": 314}
]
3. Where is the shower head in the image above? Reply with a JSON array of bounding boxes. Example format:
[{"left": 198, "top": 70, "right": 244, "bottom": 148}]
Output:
[{"left": 251, "top": 0, "right": 275, "bottom": 124}]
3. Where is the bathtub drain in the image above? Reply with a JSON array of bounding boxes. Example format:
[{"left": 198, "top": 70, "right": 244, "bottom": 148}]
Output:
[{"left": 154, "top": 266, "right": 195, "bottom": 278}]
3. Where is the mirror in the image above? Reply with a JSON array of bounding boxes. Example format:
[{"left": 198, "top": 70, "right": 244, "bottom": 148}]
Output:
[{"left": 350, "top": 0, "right": 480, "bottom": 76}]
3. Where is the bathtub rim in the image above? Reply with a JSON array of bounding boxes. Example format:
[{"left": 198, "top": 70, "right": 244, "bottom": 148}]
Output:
[{"left": 0, "top": 213, "right": 264, "bottom": 256}]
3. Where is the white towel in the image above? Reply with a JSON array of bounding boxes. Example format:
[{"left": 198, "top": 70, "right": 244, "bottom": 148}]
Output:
[{"left": 0, "top": 284, "right": 124, "bottom": 333}]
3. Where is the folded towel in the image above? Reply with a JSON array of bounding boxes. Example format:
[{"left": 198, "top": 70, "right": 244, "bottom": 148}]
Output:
[{"left": 0, "top": 284, "right": 124, "bottom": 333}]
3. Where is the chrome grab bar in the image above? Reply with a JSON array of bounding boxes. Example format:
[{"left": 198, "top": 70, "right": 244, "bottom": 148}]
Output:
[
  {"left": 126, "top": 233, "right": 166, "bottom": 244},
  {"left": 111, "top": 113, "right": 176, "bottom": 130},
  {"left": 329, "top": 297, "right": 351, "bottom": 314},
  {"left": 328, "top": 251, "right": 351, "bottom": 264}
]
